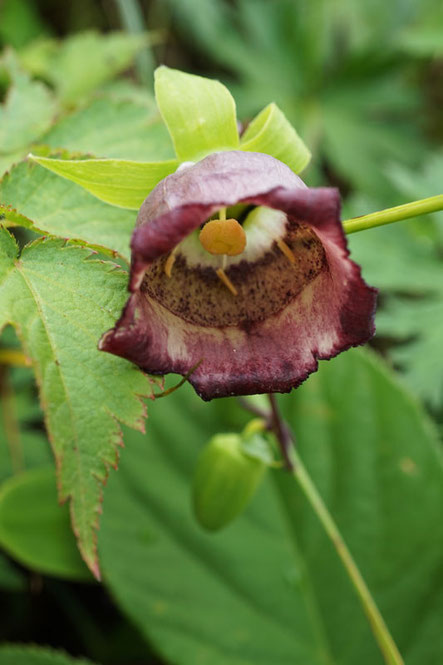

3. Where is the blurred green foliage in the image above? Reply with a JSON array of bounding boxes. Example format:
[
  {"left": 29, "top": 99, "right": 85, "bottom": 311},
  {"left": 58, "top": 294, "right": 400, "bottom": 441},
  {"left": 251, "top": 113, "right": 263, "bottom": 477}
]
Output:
[{"left": 165, "top": 0, "right": 442, "bottom": 197}]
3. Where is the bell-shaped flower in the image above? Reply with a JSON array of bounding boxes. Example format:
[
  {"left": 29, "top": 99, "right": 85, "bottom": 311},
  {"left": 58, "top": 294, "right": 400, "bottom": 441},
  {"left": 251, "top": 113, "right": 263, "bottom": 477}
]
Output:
[{"left": 100, "top": 151, "right": 376, "bottom": 400}]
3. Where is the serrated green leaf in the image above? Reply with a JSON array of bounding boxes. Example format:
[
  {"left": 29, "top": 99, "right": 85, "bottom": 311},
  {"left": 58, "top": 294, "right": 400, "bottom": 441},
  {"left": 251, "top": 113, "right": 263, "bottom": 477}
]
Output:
[
  {"left": 99, "top": 349, "right": 443, "bottom": 665},
  {"left": 0, "top": 228, "right": 153, "bottom": 576},
  {"left": 0, "top": 645, "right": 96, "bottom": 665},
  {"left": 240, "top": 103, "right": 311, "bottom": 173},
  {"left": 0, "top": 161, "right": 135, "bottom": 259},
  {"left": 40, "top": 97, "right": 175, "bottom": 161},
  {"left": 0, "top": 467, "right": 91, "bottom": 580},
  {"left": 29, "top": 155, "right": 178, "bottom": 210},
  {"left": 154, "top": 65, "right": 239, "bottom": 161}
]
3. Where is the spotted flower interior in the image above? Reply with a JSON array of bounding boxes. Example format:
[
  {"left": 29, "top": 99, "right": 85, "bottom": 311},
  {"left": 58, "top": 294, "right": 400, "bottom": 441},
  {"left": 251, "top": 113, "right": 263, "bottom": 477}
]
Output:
[{"left": 100, "top": 151, "right": 377, "bottom": 399}]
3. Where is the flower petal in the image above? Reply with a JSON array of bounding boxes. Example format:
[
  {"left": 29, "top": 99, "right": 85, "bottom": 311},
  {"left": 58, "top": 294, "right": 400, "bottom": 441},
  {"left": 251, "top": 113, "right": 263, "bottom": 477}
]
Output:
[
  {"left": 100, "top": 151, "right": 377, "bottom": 400},
  {"left": 129, "top": 151, "right": 305, "bottom": 289}
]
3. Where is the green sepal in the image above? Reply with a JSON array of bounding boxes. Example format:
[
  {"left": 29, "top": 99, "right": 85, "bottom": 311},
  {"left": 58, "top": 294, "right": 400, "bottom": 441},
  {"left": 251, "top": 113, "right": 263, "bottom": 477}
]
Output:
[
  {"left": 154, "top": 66, "right": 239, "bottom": 161},
  {"left": 240, "top": 102, "right": 311, "bottom": 174},
  {"left": 29, "top": 154, "right": 179, "bottom": 209}
]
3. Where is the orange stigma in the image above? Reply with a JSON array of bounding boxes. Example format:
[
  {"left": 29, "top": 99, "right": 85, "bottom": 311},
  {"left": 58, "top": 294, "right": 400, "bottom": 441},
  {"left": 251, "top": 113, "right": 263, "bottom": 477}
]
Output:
[{"left": 199, "top": 218, "right": 246, "bottom": 256}]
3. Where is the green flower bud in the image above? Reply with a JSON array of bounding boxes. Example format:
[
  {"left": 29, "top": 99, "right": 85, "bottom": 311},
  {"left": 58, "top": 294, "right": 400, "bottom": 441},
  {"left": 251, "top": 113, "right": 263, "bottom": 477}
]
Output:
[{"left": 192, "top": 432, "right": 267, "bottom": 531}]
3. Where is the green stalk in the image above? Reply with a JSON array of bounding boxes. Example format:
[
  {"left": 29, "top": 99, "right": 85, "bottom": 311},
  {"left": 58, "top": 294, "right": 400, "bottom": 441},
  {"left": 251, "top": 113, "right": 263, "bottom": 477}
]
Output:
[
  {"left": 0, "top": 349, "right": 31, "bottom": 367},
  {"left": 0, "top": 367, "right": 23, "bottom": 474},
  {"left": 342, "top": 195, "right": 443, "bottom": 234},
  {"left": 114, "top": 0, "right": 154, "bottom": 87},
  {"left": 291, "top": 446, "right": 404, "bottom": 665}
]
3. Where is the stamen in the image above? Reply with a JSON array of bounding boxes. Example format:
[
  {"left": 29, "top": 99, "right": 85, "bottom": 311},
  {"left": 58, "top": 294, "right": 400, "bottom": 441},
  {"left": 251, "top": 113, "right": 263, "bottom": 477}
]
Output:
[
  {"left": 219, "top": 207, "right": 227, "bottom": 221},
  {"left": 164, "top": 250, "right": 177, "bottom": 278},
  {"left": 276, "top": 238, "right": 295, "bottom": 265},
  {"left": 216, "top": 268, "right": 238, "bottom": 296}
]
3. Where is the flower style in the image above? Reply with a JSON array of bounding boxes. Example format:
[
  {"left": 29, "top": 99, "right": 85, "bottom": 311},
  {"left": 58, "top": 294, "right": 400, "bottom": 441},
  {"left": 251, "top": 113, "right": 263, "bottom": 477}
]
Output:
[{"left": 100, "top": 151, "right": 377, "bottom": 400}]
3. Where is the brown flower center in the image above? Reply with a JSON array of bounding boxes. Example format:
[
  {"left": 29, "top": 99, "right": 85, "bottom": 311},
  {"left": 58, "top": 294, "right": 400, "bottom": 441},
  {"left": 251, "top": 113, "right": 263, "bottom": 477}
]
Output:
[{"left": 142, "top": 221, "right": 327, "bottom": 328}]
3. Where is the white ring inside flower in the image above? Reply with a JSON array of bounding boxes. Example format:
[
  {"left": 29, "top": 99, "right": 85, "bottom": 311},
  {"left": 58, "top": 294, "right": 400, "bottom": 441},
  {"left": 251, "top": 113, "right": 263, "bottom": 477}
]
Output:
[{"left": 177, "top": 206, "right": 287, "bottom": 268}]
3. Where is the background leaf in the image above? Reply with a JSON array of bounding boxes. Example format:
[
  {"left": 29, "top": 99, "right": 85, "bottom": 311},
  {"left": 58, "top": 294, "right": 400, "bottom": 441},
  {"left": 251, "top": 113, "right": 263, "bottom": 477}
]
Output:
[
  {"left": 0, "top": 229, "right": 153, "bottom": 576},
  {"left": 348, "top": 154, "right": 443, "bottom": 407},
  {"left": 0, "top": 51, "right": 57, "bottom": 175},
  {"left": 40, "top": 97, "right": 174, "bottom": 161},
  {"left": 0, "top": 645, "right": 97, "bottom": 665},
  {"left": 376, "top": 298, "right": 443, "bottom": 408},
  {"left": 99, "top": 349, "right": 443, "bottom": 665},
  {"left": 0, "top": 0, "right": 49, "bottom": 49},
  {"left": 0, "top": 466, "right": 91, "bottom": 580},
  {"left": 0, "top": 551, "right": 26, "bottom": 591},
  {"left": 164, "top": 0, "right": 429, "bottom": 197}
]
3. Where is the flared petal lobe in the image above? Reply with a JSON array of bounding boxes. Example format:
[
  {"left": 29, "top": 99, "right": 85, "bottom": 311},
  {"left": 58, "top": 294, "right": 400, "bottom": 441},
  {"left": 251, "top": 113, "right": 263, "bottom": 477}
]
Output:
[{"left": 100, "top": 151, "right": 376, "bottom": 399}]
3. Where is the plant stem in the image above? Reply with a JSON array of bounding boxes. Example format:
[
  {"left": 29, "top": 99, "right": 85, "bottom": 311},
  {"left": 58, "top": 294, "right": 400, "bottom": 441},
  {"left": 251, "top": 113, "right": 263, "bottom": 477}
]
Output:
[
  {"left": 114, "top": 0, "right": 154, "bottom": 87},
  {"left": 0, "top": 349, "right": 31, "bottom": 367},
  {"left": 290, "top": 446, "right": 403, "bottom": 665},
  {"left": 342, "top": 194, "right": 443, "bottom": 234},
  {"left": 268, "top": 394, "right": 294, "bottom": 471},
  {"left": 0, "top": 366, "right": 23, "bottom": 474},
  {"left": 264, "top": 394, "right": 404, "bottom": 665},
  {"left": 236, "top": 396, "right": 268, "bottom": 420}
]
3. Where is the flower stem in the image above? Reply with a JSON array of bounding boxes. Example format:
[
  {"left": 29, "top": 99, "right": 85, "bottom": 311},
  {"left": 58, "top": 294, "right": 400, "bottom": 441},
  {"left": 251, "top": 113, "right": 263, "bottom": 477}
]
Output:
[
  {"left": 342, "top": 195, "right": 443, "bottom": 235},
  {"left": 268, "top": 393, "right": 294, "bottom": 471},
  {"left": 290, "top": 446, "right": 403, "bottom": 665},
  {"left": 264, "top": 395, "right": 404, "bottom": 665}
]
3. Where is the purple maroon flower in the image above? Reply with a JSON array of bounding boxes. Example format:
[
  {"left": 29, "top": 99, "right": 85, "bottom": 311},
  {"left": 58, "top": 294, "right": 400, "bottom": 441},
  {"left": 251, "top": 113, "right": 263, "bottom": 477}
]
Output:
[{"left": 99, "top": 151, "right": 377, "bottom": 400}]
